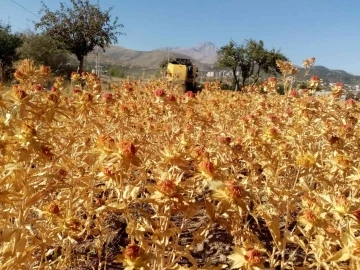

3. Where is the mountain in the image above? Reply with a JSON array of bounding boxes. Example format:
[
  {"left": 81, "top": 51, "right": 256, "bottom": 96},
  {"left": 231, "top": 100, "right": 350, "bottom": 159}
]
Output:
[
  {"left": 295, "top": 65, "right": 360, "bottom": 85},
  {"left": 85, "top": 42, "right": 360, "bottom": 85},
  {"left": 163, "top": 42, "right": 218, "bottom": 64},
  {"left": 87, "top": 42, "right": 219, "bottom": 67},
  {"left": 85, "top": 44, "right": 209, "bottom": 69}
]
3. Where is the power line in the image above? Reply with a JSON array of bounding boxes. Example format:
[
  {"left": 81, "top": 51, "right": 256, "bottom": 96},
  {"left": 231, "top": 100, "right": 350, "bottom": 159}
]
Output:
[{"left": 10, "top": 0, "right": 40, "bottom": 18}]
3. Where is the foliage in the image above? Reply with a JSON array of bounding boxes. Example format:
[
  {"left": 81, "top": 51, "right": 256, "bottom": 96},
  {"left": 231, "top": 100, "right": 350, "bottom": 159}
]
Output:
[
  {"left": 1, "top": 58, "right": 360, "bottom": 270},
  {"left": 346, "top": 91, "right": 360, "bottom": 100},
  {"left": 108, "top": 66, "right": 125, "bottom": 78},
  {"left": 0, "top": 22, "right": 23, "bottom": 82},
  {"left": 17, "top": 31, "right": 76, "bottom": 78},
  {"left": 253, "top": 57, "right": 325, "bottom": 96},
  {"left": 220, "top": 82, "right": 231, "bottom": 90},
  {"left": 276, "top": 84, "right": 285, "bottom": 95},
  {"left": 34, "top": 0, "right": 125, "bottom": 73},
  {"left": 217, "top": 39, "right": 287, "bottom": 90},
  {"left": 159, "top": 57, "right": 176, "bottom": 70},
  {"left": 297, "top": 81, "right": 308, "bottom": 89}
]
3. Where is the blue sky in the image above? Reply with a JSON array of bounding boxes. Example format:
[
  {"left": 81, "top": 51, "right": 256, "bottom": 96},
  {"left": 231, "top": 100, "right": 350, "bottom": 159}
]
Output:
[{"left": 2, "top": 0, "right": 360, "bottom": 74}]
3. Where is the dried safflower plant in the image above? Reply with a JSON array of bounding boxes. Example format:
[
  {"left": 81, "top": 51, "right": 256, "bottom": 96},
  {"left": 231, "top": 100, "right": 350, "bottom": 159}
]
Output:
[{"left": 1, "top": 58, "right": 360, "bottom": 270}]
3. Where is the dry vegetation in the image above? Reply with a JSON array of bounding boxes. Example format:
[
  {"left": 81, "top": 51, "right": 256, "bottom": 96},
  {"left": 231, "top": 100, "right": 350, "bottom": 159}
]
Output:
[{"left": 1, "top": 58, "right": 360, "bottom": 270}]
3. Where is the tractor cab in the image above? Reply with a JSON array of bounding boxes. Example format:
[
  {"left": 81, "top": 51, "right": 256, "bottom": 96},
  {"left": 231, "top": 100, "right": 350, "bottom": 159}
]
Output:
[{"left": 166, "top": 58, "right": 199, "bottom": 92}]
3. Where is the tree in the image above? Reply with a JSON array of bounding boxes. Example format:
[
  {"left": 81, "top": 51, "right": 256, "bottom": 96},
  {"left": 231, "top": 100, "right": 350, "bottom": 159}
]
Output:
[
  {"left": 246, "top": 39, "right": 288, "bottom": 85},
  {"left": 34, "top": 0, "right": 125, "bottom": 73},
  {"left": 159, "top": 57, "right": 175, "bottom": 77},
  {"left": 0, "top": 22, "right": 23, "bottom": 82},
  {"left": 108, "top": 66, "right": 125, "bottom": 78},
  {"left": 217, "top": 39, "right": 288, "bottom": 90},
  {"left": 216, "top": 40, "right": 243, "bottom": 90},
  {"left": 17, "top": 31, "right": 76, "bottom": 77},
  {"left": 159, "top": 57, "right": 175, "bottom": 70}
]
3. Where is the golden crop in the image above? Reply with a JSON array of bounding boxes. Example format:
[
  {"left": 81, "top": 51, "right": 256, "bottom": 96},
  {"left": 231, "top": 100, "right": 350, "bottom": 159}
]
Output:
[{"left": 1, "top": 59, "right": 360, "bottom": 269}]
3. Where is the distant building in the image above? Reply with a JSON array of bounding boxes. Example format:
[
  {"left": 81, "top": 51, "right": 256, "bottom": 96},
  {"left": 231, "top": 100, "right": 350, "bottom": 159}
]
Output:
[
  {"left": 218, "top": 71, "right": 226, "bottom": 77},
  {"left": 206, "top": 71, "right": 215, "bottom": 77}
]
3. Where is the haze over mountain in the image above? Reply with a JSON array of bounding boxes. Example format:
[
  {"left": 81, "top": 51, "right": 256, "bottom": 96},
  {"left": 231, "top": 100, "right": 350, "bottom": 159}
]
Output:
[
  {"left": 86, "top": 45, "right": 207, "bottom": 69},
  {"left": 156, "top": 42, "right": 218, "bottom": 64},
  {"left": 86, "top": 42, "right": 360, "bottom": 85}
]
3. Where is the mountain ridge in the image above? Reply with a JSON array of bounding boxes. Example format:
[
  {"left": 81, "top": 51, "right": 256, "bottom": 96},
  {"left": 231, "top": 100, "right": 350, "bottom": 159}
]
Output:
[
  {"left": 86, "top": 42, "right": 360, "bottom": 84},
  {"left": 154, "top": 41, "right": 218, "bottom": 64}
]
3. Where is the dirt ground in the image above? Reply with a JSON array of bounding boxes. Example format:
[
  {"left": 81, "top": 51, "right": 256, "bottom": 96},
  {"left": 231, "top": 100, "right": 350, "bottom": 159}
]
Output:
[
  {"left": 70, "top": 206, "right": 236, "bottom": 269},
  {"left": 66, "top": 200, "right": 310, "bottom": 270}
]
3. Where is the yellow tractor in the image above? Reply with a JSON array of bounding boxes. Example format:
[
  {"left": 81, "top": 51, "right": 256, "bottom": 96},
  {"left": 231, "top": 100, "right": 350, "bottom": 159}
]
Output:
[{"left": 166, "top": 58, "right": 199, "bottom": 93}]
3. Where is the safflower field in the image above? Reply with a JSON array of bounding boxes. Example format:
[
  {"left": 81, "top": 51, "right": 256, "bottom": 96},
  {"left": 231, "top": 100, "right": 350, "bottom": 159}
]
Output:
[{"left": 1, "top": 58, "right": 360, "bottom": 270}]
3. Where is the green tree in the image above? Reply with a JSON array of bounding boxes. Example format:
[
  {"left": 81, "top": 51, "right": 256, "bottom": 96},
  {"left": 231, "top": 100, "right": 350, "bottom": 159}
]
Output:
[
  {"left": 35, "top": 0, "right": 125, "bottom": 73},
  {"left": 108, "top": 66, "right": 125, "bottom": 78},
  {"left": 17, "top": 31, "right": 76, "bottom": 77},
  {"left": 159, "top": 57, "right": 175, "bottom": 69},
  {"left": 216, "top": 40, "right": 243, "bottom": 90},
  {"left": 217, "top": 39, "right": 288, "bottom": 90},
  {"left": 246, "top": 39, "right": 288, "bottom": 85},
  {"left": 297, "top": 81, "right": 308, "bottom": 89},
  {"left": 159, "top": 57, "right": 175, "bottom": 77},
  {"left": 0, "top": 22, "right": 23, "bottom": 82}
]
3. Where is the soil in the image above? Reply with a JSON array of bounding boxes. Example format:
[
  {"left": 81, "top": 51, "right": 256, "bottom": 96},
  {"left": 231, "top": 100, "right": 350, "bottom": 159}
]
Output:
[
  {"left": 35, "top": 180, "right": 320, "bottom": 269},
  {"left": 69, "top": 210, "right": 236, "bottom": 270},
  {"left": 63, "top": 205, "right": 325, "bottom": 270},
  {"left": 25, "top": 191, "right": 326, "bottom": 270}
]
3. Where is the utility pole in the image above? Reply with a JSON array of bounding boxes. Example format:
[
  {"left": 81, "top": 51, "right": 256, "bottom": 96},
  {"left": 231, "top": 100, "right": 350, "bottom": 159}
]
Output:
[
  {"left": 95, "top": 49, "right": 98, "bottom": 76},
  {"left": 95, "top": 47, "right": 101, "bottom": 76}
]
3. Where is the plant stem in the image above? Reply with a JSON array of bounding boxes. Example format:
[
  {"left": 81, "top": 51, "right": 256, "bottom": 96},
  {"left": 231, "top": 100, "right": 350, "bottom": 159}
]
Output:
[{"left": 281, "top": 199, "right": 290, "bottom": 269}]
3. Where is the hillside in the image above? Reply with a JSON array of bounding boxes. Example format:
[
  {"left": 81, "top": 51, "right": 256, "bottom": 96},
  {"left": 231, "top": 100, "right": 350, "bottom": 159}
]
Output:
[
  {"left": 85, "top": 43, "right": 360, "bottom": 85},
  {"left": 295, "top": 65, "right": 360, "bottom": 84},
  {"left": 156, "top": 42, "right": 218, "bottom": 64},
  {"left": 85, "top": 45, "right": 207, "bottom": 69}
]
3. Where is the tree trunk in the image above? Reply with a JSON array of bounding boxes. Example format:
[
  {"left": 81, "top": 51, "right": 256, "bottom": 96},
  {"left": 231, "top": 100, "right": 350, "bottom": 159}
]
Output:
[
  {"left": 252, "top": 67, "right": 261, "bottom": 86},
  {"left": 0, "top": 63, "right": 3, "bottom": 83},
  {"left": 0, "top": 61, "right": 4, "bottom": 83},
  {"left": 232, "top": 68, "right": 240, "bottom": 91},
  {"left": 240, "top": 65, "right": 250, "bottom": 91},
  {"left": 77, "top": 55, "right": 84, "bottom": 74},
  {"left": 242, "top": 76, "right": 246, "bottom": 90}
]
